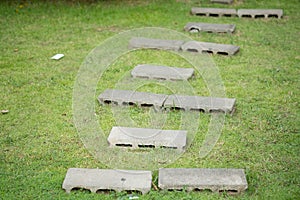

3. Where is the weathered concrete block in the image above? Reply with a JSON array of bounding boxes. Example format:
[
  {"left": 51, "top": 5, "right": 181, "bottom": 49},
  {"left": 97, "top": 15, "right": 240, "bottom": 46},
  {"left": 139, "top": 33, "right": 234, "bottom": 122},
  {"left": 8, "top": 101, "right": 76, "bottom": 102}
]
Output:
[
  {"left": 108, "top": 126, "right": 187, "bottom": 150},
  {"left": 129, "top": 37, "right": 184, "bottom": 51},
  {"left": 237, "top": 9, "right": 283, "bottom": 19},
  {"left": 184, "top": 22, "right": 236, "bottom": 33},
  {"left": 164, "top": 94, "right": 236, "bottom": 114},
  {"left": 158, "top": 168, "right": 248, "bottom": 193},
  {"left": 62, "top": 168, "right": 152, "bottom": 194},
  {"left": 98, "top": 89, "right": 168, "bottom": 109},
  {"left": 131, "top": 64, "right": 194, "bottom": 81},
  {"left": 211, "top": 0, "right": 233, "bottom": 4},
  {"left": 181, "top": 41, "right": 239, "bottom": 56},
  {"left": 191, "top": 7, "right": 237, "bottom": 17}
]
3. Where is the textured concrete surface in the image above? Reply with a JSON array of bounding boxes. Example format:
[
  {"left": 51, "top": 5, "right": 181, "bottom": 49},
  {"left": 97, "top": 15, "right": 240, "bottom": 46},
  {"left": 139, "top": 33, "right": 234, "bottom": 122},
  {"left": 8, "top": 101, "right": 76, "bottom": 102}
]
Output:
[
  {"left": 108, "top": 126, "right": 187, "bottom": 150},
  {"left": 62, "top": 168, "right": 152, "bottom": 194},
  {"left": 191, "top": 8, "right": 237, "bottom": 17},
  {"left": 237, "top": 9, "right": 283, "bottom": 18},
  {"left": 158, "top": 168, "right": 248, "bottom": 193},
  {"left": 211, "top": 0, "right": 233, "bottom": 4},
  {"left": 129, "top": 37, "right": 184, "bottom": 51},
  {"left": 131, "top": 64, "right": 194, "bottom": 81},
  {"left": 128, "top": 37, "right": 239, "bottom": 56},
  {"left": 181, "top": 41, "right": 239, "bottom": 56},
  {"left": 98, "top": 89, "right": 168, "bottom": 109},
  {"left": 184, "top": 22, "right": 235, "bottom": 33},
  {"left": 164, "top": 94, "right": 236, "bottom": 114}
]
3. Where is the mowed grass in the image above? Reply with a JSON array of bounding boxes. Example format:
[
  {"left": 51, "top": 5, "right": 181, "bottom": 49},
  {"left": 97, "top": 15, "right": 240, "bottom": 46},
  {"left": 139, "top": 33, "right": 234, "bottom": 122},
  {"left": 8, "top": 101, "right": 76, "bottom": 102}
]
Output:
[{"left": 0, "top": 0, "right": 299, "bottom": 199}]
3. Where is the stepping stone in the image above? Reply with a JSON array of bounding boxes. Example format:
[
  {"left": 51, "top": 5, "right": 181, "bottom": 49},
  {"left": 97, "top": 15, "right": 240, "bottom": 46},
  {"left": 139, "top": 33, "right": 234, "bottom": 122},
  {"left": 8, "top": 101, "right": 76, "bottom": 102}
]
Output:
[
  {"left": 129, "top": 37, "right": 184, "bottom": 51},
  {"left": 164, "top": 94, "right": 236, "bottom": 114},
  {"left": 237, "top": 9, "right": 283, "bottom": 19},
  {"left": 181, "top": 41, "right": 239, "bottom": 56},
  {"left": 108, "top": 126, "right": 187, "bottom": 150},
  {"left": 211, "top": 0, "right": 233, "bottom": 4},
  {"left": 191, "top": 7, "right": 237, "bottom": 17},
  {"left": 184, "top": 22, "right": 236, "bottom": 33},
  {"left": 62, "top": 168, "right": 152, "bottom": 194},
  {"left": 158, "top": 168, "right": 248, "bottom": 193},
  {"left": 98, "top": 89, "right": 168, "bottom": 109},
  {"left": 131, "top": 64, "right": 194, "bottom": 81}
]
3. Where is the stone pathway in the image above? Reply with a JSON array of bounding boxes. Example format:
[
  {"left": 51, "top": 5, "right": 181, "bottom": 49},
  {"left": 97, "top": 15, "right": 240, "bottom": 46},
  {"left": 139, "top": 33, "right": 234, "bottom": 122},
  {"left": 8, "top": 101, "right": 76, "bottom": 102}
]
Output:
[
  {"left": 62, "top": 168, "right": 152, "bottom": 194},
  {"left": 131, "top": 64, "right": 194, "bottom": 81},
  {"left": 129, "top": 37, "right": 240, "bottom": 56},
  {"left": 184, "top": 22, "right": 236, "bottom": 33},
  {"left": 108, "top": 126, "right": 187, "bottom": 150},
  {"left": 158, "top": 168, "right": 248, "bottom": 193},
  {"left": 191, "top": 7, "right": 283, "bottom": 19}
]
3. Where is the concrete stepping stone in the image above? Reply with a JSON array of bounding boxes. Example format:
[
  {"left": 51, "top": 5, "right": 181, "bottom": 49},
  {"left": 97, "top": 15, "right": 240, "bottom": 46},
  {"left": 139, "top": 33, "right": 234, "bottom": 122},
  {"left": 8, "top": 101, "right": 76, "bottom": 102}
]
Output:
[
  {"left": 131, "top": 64, "right": 194, "bottom": 81},
  {"left": 158, "top": 168, "right": 248, "bottom": 193},
  {"left": 108, "top": 126, "right": 187, "bottom": 150},
  {"left": 184, "top": 22, "right": 236, "bottom": 33},
  {"left": 211, "top": 0, "right": 233, "bottom": 4},
  {"left": 237, "top": 9, "right": 283, "bottom": 19},
  {"left": 98, "top": 89, "right": 168, "bottom": 109},
  {"left": 164, "top": 94, "right": 236, "bottom": 114},
  {"left": 129, "top": 37, "right": 184, "bottom": 51},
  {"left": 128, "top": 37, "right": 239, "bottom": 56},
  {"left": 181, "top": 41, "right": 239, "bottom": 56},
  {"left": 191, "top": 7, "right": 237, "bottom": 17},
  {"left": 62, "top": 168, "right": 152, "bottom": 194}
]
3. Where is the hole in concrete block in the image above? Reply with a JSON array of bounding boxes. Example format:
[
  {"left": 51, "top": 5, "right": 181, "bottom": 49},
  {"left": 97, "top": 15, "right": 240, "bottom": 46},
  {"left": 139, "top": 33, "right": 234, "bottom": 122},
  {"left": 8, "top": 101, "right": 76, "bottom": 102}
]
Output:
[
  {"left": 116, "top": 143, "right": 132, "bottom": 147},
  {"left": 254, "top": 14, "right": 265, "bottom": 18},
  {"left": 161, "top": 146, "right": 177, "bottom": 149},
  {"left": 172, "top": 107, "right": 185, "bottom": 111},
  {"left": 268, "top": 14, "right": 279, "bottom": 18},
  {"left": 104, "top": 100, "right": 112, "bottom": 104},
  {"left": 209, "top": 13, "right": 219, "bottom": 17},
  {"left": 219, "top": 189, "right": 238, "bottom": 193},
  {"left": 167, "top": 189, "right": 183, "bottom": 191},
  {"left": 187, "top": 48, "right": 199, "bottom": 53},
  {"left": 195, "top": 13, "right": 207, "bottom": 16},
  {"left": 217, "top": 51, "right": 229, "bottom": 56},
  {"left": 122, "top": 102, "right": 136, "bottom": 106},
  {"left": 124, "top": 190, "right": 142, "bottom": 195},
  {"left": 71, "top": 187, "right": 91, "bottom": 193},
  {"left": 138, "top": 144, "right": 155, "bottom": 148},
  {"left": 209, "top": 109, "right": 225, "bottom": 113},
  {"left": 194, "top": 188, "right": 212, "bottom": 192},
  {"left": 190, "top": 108, "right": 205, "bottom": 113},
  {"left": 141, "top": 103, "right": 153, "bottom": 107},
  {"left": 189, "top": 28, "right": 200, "bottom": 32},
  {"left": 202, "top": 50, "right": 214, "bottom": 54},
  {"left": 241, "top": 14, "right": 252, "bottom": 18},
  {"left": 154, "top": 77, "right": 167, "bottom": 81},
  {"left": 96, "top": 189, "right": 116, "bottom": 194}
]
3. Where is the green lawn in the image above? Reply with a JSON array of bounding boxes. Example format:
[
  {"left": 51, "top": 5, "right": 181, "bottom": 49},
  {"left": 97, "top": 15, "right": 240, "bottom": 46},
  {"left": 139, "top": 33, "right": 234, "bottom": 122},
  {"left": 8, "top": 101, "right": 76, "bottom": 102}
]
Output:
[{"left": 0, "top": 0, "right": 299, "bottom": 199}]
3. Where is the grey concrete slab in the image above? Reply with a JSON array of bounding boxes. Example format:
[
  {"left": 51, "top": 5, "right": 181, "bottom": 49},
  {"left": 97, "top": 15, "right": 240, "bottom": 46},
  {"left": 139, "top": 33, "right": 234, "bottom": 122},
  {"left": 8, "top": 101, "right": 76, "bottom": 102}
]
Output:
[
  {"left": 129, "top": 37, "right": 184, "bottom": 51},
  {"left": 184, "top": 22, "right": 236, "bottom": 33},
  {"left": 211, "top": 0, "right": 233, "bottom": 4},
  {"left": 98, "top": 89, "right": 168, "bottom": 109},
  {"left": 191, "top": 7, "right": 237, "bottom": 17},
  {"left": 237, "top": 9, "right": 283, "bottom": 19},
  {"left": 181, "top": 41, "right": 239, "bottom": 56},
  {"left": 131, "top": 64, "right": 194, "bottom": 81},
  {"left": 62, "top": 168, "right": 152, "bottom": 194},
  {"left": 164, "top": 94, "right": 236, "bottom": 114},
  {"left": 107, "top": 126, "right": 187, "bottom": 150},
  {"left": 158, "top": 168, "right": 248, "bottom": 193}
]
